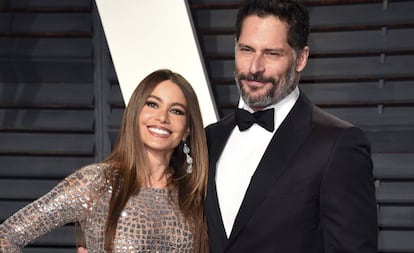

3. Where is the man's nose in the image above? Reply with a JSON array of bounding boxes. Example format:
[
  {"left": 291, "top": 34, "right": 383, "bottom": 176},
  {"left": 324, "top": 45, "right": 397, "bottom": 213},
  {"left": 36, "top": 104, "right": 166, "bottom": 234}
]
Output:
[{"left": 249, "top": 54, "right": 265, "bottom": 74}]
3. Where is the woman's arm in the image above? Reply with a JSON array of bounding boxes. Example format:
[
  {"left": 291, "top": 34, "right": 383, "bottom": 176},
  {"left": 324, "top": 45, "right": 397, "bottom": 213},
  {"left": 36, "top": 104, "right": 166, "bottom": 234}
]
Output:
[{"left": 0, "top": 164, "right": 106, "bottom": 252}]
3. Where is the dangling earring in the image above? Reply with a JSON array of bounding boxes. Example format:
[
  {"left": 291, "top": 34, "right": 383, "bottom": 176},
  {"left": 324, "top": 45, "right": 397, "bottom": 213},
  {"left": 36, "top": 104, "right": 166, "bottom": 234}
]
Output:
[{"left": 183, "top": 143, "right": 193, "bottom": 174}]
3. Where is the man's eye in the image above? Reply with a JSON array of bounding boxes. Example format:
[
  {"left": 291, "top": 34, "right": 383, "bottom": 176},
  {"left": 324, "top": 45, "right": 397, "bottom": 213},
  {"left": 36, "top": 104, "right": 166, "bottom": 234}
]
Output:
[
  {"left": 267, "top": 51, "right": 280, "bottom": 56},
  {"left": 240, "top": 47, "right": 251, "bottom": 52}
]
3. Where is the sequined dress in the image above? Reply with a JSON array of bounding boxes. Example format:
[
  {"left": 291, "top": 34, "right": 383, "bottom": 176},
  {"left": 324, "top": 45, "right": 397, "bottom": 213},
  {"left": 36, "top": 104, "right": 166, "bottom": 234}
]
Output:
[{"left": 0, "top": 164, "right": 194, "bottom": 252}]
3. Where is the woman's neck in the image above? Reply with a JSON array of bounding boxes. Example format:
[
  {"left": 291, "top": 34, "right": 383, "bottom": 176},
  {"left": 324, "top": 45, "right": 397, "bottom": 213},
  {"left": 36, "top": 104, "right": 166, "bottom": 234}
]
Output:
[{"left": 145, "top": 150, "right": 172, "bottom": 188}]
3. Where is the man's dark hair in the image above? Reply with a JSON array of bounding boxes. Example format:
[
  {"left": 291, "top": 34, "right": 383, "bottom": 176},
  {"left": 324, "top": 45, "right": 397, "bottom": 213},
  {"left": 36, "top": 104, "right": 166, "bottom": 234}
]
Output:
[{"left": 235, "top": 0, "right": 310, "bottom": 52}]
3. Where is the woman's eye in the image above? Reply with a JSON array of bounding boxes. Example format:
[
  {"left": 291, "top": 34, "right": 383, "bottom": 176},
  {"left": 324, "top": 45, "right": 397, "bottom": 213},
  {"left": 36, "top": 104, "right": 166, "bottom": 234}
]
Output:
[
  {"left": 145, "top": 101, "right": 157, "bottom": 108},
  {"left": 170, "top": 108, "right": 185, "bottom": 115}
]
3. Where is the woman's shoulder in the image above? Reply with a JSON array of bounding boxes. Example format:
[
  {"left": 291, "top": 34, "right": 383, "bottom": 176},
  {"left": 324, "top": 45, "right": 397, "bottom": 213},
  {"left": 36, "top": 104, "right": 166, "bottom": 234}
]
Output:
[
  {"left": 67, "top": 163, "right": 105, "bottom": 180},
  {"left": 62, "top": 163, "right": 115, "bottom": 192},
  {"left": 75, "top": 162, "right": 111, "bottom": 176}
]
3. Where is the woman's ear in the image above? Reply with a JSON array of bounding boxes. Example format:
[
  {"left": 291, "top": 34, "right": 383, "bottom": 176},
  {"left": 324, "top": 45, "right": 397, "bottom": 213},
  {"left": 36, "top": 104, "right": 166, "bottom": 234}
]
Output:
[{"left": 182, "top": 127, "right": 190, "bottom": 142}]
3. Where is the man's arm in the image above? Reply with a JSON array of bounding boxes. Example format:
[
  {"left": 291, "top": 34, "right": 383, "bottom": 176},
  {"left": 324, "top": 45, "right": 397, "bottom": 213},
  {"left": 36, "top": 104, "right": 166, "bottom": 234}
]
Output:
[{"left": 321, "top": 127, "right": 378, "bottom": 252}]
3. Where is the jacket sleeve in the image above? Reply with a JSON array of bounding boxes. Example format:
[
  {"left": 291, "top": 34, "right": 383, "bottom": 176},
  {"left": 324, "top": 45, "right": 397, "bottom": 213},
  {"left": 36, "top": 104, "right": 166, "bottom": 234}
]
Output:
[
  {"left": 0, "top": 164, "right": 105, "bottom": 252},
  {"left": 320, "top": 127, "right": 378, "bottom": 253}
]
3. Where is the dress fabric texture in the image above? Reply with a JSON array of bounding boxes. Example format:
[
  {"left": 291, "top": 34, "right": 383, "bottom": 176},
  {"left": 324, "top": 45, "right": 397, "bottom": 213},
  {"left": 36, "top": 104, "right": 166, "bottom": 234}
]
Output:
[{"left": 0, "top": 164, "right": 193, "bottom": 253}]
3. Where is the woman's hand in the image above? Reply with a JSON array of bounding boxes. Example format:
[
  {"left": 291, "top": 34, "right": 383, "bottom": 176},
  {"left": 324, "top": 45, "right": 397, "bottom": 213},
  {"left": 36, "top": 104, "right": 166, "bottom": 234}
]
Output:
[{"left": 77, "top": 247, "right": 88, "bottom": 253}]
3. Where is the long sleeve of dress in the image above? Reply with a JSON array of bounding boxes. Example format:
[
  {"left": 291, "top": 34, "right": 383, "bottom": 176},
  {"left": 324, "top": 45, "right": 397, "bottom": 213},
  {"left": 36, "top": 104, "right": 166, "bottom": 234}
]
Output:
[{"left": 0, "top": 164, "right": 106, "bottom": 252}]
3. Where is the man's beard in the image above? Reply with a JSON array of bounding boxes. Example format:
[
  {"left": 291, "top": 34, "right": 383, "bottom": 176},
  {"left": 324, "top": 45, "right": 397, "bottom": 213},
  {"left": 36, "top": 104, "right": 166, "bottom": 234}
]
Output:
[{"left": 235, "top": 64, "right": 298, "bottom": 108}]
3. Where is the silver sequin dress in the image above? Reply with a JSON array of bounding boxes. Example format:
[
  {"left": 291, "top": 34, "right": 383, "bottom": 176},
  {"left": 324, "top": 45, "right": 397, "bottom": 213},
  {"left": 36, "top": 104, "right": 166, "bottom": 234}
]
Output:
[{"left": 0, "top": 164, "right": 194, "bottom": 252}]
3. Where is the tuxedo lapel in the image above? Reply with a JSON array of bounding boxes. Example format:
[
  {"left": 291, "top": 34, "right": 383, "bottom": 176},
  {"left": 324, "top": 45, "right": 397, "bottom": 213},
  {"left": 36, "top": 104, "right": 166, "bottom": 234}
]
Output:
[
  {"left": 205, "top": 114, "right": 238, "bottom": 250},
  {"left": 227, "top": 93, "right": 314, "bottom": 245}
]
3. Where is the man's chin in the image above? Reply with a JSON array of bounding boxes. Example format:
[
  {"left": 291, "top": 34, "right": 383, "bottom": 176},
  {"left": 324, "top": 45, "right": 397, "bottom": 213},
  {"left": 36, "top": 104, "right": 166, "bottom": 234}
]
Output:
[
  {"left": 243, "top": 95, "right": 270, "bottom": 107},
  {"left": 244, "top": 89, "right": 269, "bottom": 99}
]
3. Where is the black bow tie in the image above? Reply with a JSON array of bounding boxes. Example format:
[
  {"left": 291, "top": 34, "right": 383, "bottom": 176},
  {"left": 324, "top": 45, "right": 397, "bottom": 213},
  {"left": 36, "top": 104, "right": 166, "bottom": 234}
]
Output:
[{"left": 235, "top": 108, "right": 275, "bottom": 132}]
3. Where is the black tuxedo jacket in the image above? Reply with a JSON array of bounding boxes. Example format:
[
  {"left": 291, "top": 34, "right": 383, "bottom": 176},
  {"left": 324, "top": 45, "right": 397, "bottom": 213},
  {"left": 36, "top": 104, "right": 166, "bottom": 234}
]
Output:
[{"left": 205, "top": 93, "right": 378, "bottom": 253}]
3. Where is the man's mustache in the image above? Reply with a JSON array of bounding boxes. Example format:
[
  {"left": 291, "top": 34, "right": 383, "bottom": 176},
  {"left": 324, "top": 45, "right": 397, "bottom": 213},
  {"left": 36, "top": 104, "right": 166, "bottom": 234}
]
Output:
[{"left": 237, "top": 73, "right": 276, "bottom": 84}]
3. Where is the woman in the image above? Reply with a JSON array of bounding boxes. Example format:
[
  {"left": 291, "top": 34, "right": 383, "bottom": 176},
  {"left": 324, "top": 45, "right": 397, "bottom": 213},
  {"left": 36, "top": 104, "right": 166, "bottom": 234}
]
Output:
[{"left": 0, "top": 69, "right": 209, "bottom": 252}]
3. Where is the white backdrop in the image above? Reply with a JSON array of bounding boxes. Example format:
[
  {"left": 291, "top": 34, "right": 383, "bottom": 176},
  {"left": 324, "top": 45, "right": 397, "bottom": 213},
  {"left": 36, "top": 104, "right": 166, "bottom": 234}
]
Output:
[{"left": 95, "top": 0, "right": 218, "bottom": 126}]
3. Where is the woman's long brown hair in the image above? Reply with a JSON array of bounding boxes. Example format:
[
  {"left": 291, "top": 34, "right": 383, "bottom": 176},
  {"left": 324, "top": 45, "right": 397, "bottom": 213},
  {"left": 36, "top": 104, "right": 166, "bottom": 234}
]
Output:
[{"left": 102, "top": 69, "right": 209, "bottom": 252}]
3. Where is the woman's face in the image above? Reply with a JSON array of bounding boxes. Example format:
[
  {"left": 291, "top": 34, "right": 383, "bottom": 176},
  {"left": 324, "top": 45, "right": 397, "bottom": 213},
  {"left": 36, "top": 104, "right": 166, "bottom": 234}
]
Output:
[{"left": 139, "top": 80, "right": 190, "bottom": 156}]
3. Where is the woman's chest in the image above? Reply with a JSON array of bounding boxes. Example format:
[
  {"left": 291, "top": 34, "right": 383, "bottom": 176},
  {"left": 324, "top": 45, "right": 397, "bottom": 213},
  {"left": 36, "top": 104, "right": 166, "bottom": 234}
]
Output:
[{"left": 83, "top": 189, "right": 193, "bottom": 252}]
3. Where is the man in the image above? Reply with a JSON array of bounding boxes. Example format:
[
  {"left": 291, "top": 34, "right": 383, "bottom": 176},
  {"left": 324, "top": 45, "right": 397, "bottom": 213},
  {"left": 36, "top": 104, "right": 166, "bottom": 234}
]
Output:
[{"left": 204, "top": 0, "right": 378, "bottom": 252}]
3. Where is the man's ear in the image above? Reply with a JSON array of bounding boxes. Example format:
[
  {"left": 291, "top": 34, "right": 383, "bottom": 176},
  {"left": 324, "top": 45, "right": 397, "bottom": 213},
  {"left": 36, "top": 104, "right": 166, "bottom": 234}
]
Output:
[{"left": 296, "top": 46, "right": 310, "bottom": 73}]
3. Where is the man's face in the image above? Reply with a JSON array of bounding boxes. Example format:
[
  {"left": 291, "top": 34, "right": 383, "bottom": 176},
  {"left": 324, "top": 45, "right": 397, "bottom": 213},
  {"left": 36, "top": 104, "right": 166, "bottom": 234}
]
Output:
[{"left": 235, "top": 15, "right": 308, "bottom": 111}]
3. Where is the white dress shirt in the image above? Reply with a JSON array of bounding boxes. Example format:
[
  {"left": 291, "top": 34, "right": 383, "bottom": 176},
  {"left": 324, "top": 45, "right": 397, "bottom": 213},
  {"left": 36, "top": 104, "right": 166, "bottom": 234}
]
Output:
[{"left": 215, "top": 87, "right": 300, "bottom": 237}]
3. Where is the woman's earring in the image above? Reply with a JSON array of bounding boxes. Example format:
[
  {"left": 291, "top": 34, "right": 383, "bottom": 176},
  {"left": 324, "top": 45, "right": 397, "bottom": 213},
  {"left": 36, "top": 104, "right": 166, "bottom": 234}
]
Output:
[{"left": 183, "top": 143, "right": 193, "bottom": 174}]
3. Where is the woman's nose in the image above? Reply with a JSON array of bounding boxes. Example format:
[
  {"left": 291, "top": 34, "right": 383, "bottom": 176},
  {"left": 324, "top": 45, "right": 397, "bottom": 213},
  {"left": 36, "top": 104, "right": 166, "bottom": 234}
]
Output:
[{"left": 157, "top": 109, "right": 170, "bottom": 123}]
